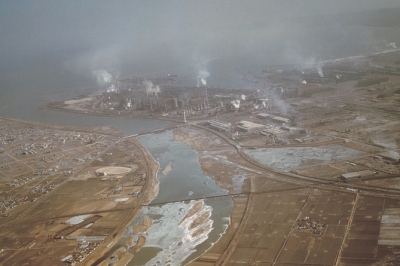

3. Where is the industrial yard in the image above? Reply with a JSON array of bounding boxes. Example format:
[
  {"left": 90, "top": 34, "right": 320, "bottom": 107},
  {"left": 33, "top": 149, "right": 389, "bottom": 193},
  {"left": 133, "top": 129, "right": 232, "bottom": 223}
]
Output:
[{"left": 178, "top": 50, "right": 400, "bottom": 266}]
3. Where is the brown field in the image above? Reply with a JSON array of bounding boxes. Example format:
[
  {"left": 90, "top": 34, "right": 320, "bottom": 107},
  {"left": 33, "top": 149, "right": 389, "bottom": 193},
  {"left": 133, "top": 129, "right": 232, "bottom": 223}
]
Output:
[{"left": 0, "top": 118, "right": 158, "bottom": 266}]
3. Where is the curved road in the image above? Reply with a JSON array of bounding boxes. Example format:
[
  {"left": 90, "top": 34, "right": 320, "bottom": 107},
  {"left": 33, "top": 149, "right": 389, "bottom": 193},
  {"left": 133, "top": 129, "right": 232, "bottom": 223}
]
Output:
[{"left": 191, "top": 123, "right": 400, "bottom": 199}]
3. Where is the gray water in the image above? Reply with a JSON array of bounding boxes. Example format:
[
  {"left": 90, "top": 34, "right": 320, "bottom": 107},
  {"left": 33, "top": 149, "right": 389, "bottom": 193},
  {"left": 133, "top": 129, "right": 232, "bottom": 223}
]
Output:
[
  {"left": 123, "top": 131, "right": 233, "bottom": 265},
  {"left": 0, "top": 76, "right": 234, "bottom": 265},
  {"left": 0, "top": 25, "right": 399, "bottom": 265},
  {"left": 139, "top": 131, "right": 229, "bottom": 203}
]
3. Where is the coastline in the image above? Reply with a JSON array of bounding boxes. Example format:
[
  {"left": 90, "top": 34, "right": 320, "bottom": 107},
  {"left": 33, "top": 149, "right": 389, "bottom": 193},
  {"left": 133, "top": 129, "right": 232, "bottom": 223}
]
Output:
[{"left": 40, "top": 102, "right": 186, "bottom": 125}]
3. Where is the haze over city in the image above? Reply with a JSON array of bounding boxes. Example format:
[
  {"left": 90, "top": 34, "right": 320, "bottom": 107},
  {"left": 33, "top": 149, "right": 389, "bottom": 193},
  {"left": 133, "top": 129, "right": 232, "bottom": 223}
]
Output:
[{"left": 1, "top": 1, "right": 400, "bottom": 266}]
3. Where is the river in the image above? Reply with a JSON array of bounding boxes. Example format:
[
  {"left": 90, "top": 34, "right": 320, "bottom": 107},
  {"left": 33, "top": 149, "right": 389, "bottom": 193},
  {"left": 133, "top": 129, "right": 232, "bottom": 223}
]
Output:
[
  {"left": 125, "top": 131, "right": 233, "bottom": 265},
  {"left": 0, "top": 62, "right": 235, "bottom": 265},
  {"left": 1, "top": 25, "right": 400, "bottom": 264}
]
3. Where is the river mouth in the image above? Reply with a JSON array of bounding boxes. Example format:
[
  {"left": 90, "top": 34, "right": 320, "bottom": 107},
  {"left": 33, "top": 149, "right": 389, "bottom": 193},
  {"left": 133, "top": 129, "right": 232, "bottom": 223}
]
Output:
[
  {"left": 117, "top": 131, "right": 234, "bottom": 265},
  {"left": 0, "top": 88, "right": 234, "bottom": 265}
]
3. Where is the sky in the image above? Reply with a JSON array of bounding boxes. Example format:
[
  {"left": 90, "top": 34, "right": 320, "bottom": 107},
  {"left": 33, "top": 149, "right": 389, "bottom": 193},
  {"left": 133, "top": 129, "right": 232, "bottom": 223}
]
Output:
[{"left": 1, "top": 0, "right": 400, "bottom": 81}]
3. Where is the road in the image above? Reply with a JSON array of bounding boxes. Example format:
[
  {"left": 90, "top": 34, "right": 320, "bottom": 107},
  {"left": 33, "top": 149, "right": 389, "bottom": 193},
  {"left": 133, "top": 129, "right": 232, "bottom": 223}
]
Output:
[{"left": 191, "top": 123, "right": 400, "bottom": 199}]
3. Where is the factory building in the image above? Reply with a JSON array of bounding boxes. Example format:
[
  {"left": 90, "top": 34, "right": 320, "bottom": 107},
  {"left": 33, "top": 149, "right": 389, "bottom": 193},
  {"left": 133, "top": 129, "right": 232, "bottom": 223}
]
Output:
[
  {"left": 260, "top": 125, "right": 286, "bottom": 137},
  {"left": 341, "top": 170, "right": 375, "bottom": 181},
  {"left": 271, "top": 116, "right": 290, "bottom": 124},
  {"left": 237, "top": 121, "right": 265, "bottom": 133},
  {"left": 257, "top": 113, "right": 290, "bottom": 124},
  {"left": 256, "top": 113, "right": 271, "bottom": 120},
  {"left": 379, "top": 151, "right": 400, "bottom": 164},
  {"left": 208, "top": 120, "right": 232, "bottom": 132}
]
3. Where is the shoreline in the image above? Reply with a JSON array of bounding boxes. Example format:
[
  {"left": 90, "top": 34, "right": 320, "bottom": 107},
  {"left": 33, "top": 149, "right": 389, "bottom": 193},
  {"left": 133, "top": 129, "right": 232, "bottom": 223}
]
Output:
[
  {"left": 0, "top": 116, "right": 125, "bottom": 137},
  {"left": 40, "top": 102, "right": 187, "bottom": 125},
  {"left": 0, "top": 115, "right": 160, "bottom": 266},
  {"left": 86, "top": 138, "right": 160, "bottom": 266}
]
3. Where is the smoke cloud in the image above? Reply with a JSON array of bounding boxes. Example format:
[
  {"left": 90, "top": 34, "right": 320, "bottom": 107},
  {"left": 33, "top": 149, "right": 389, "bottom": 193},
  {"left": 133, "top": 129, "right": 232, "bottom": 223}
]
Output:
[
  {"left": 389, "top": 42, "right": 397, "bottom": 49},
  {"left": 316, "top": 65, "right": 324, "bottom": 77},
  {"left": 197, "top": 70, "right": 210, "bottom": 87},
  {"left": 368, "top": 59, "right": 384, "bottom": 69},
  {"left": 143, "top": 80, "right": 160, "bottom": 95},
  {"left": 382, "top": 39, "right": 398, "bottom": 49},
  {"left": 92, "top": 69, "right": 113, "bottom": 87},
  {"left": 64, "top": 45, "right": 121, "bottom": 87},
  {"left": 1, "top": 1, "right": 400, "bottom": 90},
  {"left": 271, "top": 93, "right": 288, "bottom": 116},
  {"left": 231, "top": 100, "right": 240, "bottom": 109}
]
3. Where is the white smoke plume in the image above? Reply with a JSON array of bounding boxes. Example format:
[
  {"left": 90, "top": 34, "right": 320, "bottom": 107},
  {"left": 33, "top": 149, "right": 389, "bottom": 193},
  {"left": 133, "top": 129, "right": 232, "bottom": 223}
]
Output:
[
  {"left": 143, "top": 80, "right": 160, "bottom": 95},
  {"left": 106, "top": 84, "right": 116, "bottom": 92},
  {"left": 368, "top": 59, "right": 384, "bottom": 69},
  {"left": 273, "top": 98, "right": 287, "bottom": 116},
  {"left": 316, "top": 65, "right": 324, "bottom": 77},
  {"left": 283, "top": 45, "right": 319, "bottom": 70},
  {"left": 389, "top": 42, "right": 397, "bottom": 49},
  {"left": 197, "top": 70, "right": 210, "bottom": 87},
  {"left": 269, "top": 87, "right": 288, "bottom": 116},
  {"left": 231, "top": 100, "right": 240, "bottom": 109},
  {"left": 283, "top": 46, "right": 327, "bottom": 78},
  {"left": 64, "top": 45, "right": 121, "bottom": 87},
  {"left": 262, "top": 101, "right": 267, "bottom": 108},
  {"left": 382, "top": 39, "right": 398, "bottom": 50},
  {"left": 92, "top": 69, "right": 113, "bottom": 87}
]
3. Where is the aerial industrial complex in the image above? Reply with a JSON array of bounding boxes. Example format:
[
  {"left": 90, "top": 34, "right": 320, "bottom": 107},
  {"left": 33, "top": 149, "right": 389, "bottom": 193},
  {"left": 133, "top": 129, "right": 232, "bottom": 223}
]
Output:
[{"left": 2, "top": 49, "right": 400, "bottom": 265}]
